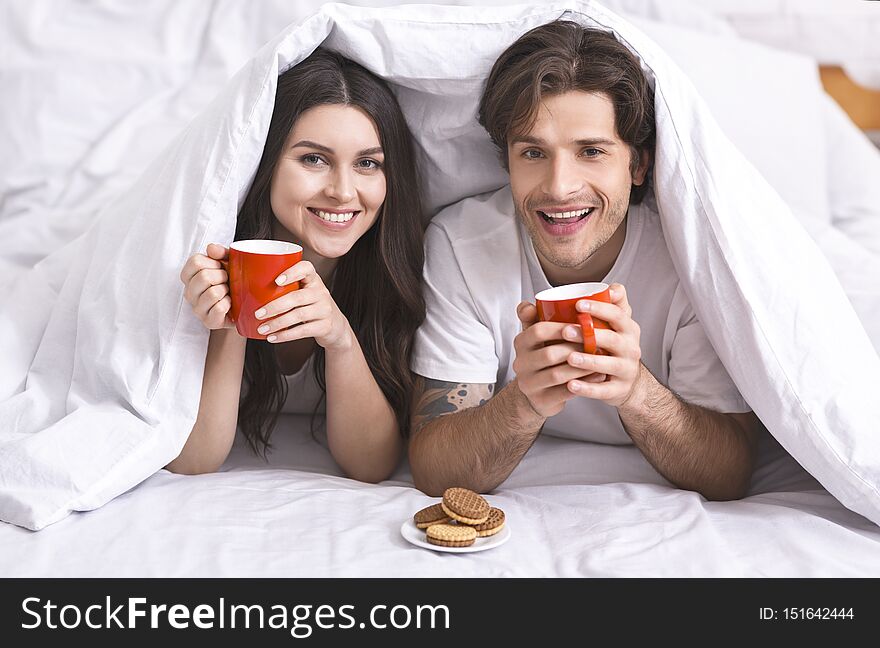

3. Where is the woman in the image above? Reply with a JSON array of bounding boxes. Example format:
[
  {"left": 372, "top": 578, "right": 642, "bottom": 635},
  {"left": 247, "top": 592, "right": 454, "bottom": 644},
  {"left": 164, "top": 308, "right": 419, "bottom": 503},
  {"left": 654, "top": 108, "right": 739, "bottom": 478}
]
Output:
[{"left": 167, "top": 49, "right": 425, "bottom": 482}]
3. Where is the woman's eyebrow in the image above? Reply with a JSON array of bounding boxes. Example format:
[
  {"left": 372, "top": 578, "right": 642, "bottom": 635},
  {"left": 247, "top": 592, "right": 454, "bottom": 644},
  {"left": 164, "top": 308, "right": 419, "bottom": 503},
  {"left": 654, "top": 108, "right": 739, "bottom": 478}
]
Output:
[
  {"left": 291, "top": 140, "right": 332, "bottom": 153},
  {"left": 291, "top": 141, "right": 383, "bottom": 157}
]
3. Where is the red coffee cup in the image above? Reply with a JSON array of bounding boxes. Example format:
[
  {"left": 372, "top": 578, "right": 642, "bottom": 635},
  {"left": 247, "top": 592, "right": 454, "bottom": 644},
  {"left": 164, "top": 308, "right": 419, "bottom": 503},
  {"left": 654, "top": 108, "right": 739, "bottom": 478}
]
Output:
[
  {"left": 535, "top": 282, "right": 611, "bottom": 354},
  {"left": 221, "top": 239, "right": 303, "bottom": 340}
]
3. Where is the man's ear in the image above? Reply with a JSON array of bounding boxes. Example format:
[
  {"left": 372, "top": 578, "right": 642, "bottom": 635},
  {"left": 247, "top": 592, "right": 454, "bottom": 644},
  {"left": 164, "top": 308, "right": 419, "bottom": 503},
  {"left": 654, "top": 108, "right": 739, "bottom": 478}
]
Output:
[{"left": 632, "top": 148, "right": 652, "bottom": 186}]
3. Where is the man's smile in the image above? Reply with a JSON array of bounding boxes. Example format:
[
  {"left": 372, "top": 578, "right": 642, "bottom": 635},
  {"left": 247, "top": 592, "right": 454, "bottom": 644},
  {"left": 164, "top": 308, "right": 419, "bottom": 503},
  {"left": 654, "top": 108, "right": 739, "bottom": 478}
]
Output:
[{"left": 534, "top": 206, "right": 595, "bottom": 235}]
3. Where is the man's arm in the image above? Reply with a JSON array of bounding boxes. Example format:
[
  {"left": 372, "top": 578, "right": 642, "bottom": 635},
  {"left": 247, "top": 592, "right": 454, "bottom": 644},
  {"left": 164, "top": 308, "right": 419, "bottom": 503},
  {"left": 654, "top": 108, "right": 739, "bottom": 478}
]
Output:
[
  {"left": 408, "top": 377, "right": 545, "bottom": 496},
  {"left": 617, "top": 364, "right": 759, "bottom": 501},
  {"left": 563, "top": 285, "right": 760, "bottom": 501},
  {"left": 409, "top": 300, "right": 602, "bottom": 495}
]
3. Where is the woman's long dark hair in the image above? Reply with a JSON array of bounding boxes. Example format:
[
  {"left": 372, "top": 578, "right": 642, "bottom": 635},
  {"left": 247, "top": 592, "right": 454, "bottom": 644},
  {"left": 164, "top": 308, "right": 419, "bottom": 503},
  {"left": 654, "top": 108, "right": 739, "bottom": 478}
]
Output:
[{"left": 234, "top": 48, "right": 425, "bottom": 456}]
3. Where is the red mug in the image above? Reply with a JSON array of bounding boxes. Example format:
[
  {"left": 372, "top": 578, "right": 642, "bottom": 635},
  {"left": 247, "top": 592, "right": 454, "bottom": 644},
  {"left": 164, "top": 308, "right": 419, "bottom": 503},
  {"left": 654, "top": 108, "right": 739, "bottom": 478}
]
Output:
[
  {"left": 535, "top": 282, "right": 611, "bottom": 354},
  {"left": 221, "top": 239, "right": 303, "bottom": 339}
]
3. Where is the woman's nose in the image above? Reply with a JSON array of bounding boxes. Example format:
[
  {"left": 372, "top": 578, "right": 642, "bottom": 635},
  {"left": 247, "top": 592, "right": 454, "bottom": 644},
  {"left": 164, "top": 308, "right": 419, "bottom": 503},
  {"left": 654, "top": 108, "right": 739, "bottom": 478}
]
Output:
[{"left": 326, "top": 168, "right": 355, "bottom": 203}]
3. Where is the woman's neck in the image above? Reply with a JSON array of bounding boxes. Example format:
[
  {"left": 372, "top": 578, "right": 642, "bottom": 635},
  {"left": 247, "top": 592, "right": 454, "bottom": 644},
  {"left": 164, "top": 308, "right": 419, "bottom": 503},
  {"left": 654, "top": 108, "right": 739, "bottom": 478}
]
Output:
[{"left": 302, "top": 248, "right": 337, "bottom": 285}]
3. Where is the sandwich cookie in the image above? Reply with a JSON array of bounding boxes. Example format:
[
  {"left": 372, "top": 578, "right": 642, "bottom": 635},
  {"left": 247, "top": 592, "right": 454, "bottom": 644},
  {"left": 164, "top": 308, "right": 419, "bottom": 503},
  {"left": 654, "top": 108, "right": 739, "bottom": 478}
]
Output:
[
  {"left": 441, "top": 487, "right": 490, "bottom": 525},
  {"left": 426, "top": 523, "right": 477, "bottom": 548},
  {"left": 473, "top": 507, "right": 505, "bottom": 537},
  {"left": 413, "top": 503, "right": 452, "bottom": 529}
]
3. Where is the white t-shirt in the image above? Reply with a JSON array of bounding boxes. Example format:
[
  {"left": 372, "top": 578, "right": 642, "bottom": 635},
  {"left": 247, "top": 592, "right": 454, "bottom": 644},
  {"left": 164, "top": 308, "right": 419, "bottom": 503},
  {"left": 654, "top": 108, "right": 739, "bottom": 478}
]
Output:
[{"left": 411, "top": 186, "right": 750, "bottom": 445}]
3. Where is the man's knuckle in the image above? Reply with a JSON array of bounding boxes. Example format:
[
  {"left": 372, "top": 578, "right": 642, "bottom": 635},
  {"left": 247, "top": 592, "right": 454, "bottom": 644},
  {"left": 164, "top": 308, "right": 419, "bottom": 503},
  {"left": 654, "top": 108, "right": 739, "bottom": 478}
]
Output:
[{"left": 537, "top": 347, "right": 553, "bottom": 365}]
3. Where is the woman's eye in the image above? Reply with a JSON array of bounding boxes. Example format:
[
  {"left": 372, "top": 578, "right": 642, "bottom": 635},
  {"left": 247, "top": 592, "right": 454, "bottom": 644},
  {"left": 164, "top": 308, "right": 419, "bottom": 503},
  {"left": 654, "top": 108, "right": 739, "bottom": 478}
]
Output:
[
  {"left": 357, "top": 158, "right": 382, "bottom": 170},
  {"left": 301, "top": 154, "right": 326, "bottom": 166}
]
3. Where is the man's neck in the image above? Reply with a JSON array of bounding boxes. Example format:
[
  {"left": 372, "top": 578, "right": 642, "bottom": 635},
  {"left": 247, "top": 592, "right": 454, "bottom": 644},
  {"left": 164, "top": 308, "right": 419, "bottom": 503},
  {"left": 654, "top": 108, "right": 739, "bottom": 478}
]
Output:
[{"left": 541, "top": 215, "right": 627, "bottom": 286}]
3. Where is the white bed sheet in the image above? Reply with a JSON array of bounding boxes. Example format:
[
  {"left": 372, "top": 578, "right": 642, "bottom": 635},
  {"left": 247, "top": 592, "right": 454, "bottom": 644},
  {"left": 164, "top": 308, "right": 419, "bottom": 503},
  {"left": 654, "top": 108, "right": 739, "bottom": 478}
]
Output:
[
  {"left": 1, "top": 414, "right": 878, "bottom": 577},
  {"left": 1, "top": 0, "right": 879, "bottom": 576}
]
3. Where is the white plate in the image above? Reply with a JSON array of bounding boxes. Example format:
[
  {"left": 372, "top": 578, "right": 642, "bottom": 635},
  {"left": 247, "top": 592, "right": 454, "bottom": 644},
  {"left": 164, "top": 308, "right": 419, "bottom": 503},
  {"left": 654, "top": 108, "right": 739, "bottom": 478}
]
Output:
[{"left": 400, "top": 518, "right": 511, "bottom": 554}]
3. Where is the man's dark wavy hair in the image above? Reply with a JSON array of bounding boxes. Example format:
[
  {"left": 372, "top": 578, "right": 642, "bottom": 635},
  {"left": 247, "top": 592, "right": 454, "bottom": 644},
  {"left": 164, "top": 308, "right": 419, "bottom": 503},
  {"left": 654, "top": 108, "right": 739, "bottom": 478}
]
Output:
[{"left": 478, "top": 20, "right": 655, "bottom": 203}]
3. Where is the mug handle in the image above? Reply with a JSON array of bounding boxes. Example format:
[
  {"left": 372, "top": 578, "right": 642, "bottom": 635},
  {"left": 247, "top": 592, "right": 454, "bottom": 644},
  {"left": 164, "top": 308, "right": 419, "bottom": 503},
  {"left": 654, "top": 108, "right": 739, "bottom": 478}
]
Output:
[
  {"left": 218, "top": 258, "right": 234, "bottom": 323},
  {"left": 577, "top": 313, "right": 597, "bottom": 354}
]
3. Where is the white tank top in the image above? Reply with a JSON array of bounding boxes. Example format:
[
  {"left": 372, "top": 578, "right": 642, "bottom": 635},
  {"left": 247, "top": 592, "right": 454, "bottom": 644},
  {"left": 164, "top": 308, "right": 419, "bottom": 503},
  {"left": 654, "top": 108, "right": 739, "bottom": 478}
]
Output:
[{"left": 278, "top": 354, "right": 326, "bottom": 415}]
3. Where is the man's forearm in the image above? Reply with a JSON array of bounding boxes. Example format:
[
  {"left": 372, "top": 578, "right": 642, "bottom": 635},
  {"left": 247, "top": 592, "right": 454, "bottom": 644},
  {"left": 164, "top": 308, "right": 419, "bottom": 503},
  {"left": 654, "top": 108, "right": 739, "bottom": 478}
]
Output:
[
  {"left": 409, "top": 380, "right": 545, "bottom": 496},
  {"left": 618, "top": 364, "right": 757, "bottom": 500}
]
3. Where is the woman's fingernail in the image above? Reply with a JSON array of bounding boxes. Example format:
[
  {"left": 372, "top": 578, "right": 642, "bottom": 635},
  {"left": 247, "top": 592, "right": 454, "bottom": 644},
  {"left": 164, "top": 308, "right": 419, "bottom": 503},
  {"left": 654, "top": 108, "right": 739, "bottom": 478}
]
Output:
[
  {"left": 275, "top": 275, "right": 286, "bottom": 286},
  {"left": 577, "top": 300, "right": 591, "bottom": 312},
  {"left": 257, "top": 325, "right": 270, "bottom": 335},
  {"left": 266, "top": 335, "right": 277, "bottom": 343},
  {"left": 255, "top": 308, "right": 266, "bottom": 318},
  {"left": 565, "top": 326, "right": 578, "bottom": 338}
]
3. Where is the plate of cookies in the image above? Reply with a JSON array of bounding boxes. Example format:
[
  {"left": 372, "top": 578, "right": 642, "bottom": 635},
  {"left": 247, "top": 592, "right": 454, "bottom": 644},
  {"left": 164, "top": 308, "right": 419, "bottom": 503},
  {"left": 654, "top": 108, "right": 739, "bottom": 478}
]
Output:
[{"left": 401, "top": 487, "right": 510, "bottom": 553}]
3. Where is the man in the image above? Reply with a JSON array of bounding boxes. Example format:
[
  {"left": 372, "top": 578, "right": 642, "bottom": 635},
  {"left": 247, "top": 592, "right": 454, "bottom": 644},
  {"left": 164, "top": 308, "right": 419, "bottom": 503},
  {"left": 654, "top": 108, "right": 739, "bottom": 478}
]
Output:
[{"left": 409, "top": 21, "right": 759, "bottom": 501}]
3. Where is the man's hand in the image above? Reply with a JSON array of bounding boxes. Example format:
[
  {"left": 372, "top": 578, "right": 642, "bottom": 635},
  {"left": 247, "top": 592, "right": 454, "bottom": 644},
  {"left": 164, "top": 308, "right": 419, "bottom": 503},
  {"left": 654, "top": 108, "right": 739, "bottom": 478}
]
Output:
[
  {"left": 561, "top": 283, "right": 645, "bottom": 408},
  {"left": 512, "top": 301, "right": 606, "bottom": 418}
]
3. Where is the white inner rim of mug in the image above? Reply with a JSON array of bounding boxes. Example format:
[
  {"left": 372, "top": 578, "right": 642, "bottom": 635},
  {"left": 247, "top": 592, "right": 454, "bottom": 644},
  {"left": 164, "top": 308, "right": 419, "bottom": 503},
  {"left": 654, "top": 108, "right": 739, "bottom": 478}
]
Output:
[
  {"left": 535, "top": 282, "right": 608, "bottom": 302},
  {"left": 230, "top": 240, "right": 303, "bottom": 255}
]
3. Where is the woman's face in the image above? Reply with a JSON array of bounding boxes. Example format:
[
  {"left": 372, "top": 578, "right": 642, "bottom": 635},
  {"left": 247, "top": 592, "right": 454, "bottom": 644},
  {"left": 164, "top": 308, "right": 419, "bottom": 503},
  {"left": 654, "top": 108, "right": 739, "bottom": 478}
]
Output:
[{"left": 270, "top": 104, "right": 386, "bottom": 262}]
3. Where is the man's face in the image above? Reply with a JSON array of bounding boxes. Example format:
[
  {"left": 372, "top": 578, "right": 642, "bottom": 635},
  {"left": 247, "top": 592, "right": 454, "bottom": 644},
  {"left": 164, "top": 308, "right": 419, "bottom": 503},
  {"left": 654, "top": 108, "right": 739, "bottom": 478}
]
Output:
[{"left": 508, "top": 90, "right": 648, "bottom": 277}]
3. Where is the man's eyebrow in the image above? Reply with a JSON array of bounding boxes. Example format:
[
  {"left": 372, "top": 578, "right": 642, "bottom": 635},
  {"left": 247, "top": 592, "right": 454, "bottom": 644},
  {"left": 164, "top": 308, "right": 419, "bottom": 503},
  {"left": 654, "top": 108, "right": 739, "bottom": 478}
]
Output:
[
  {"left": 509, "top": 135, "right": 618, "bottom": 147},
  {"left": 574, "top": 138, "right": 617, "bottom": 147},
  {"left": 509, "top": 135, "right": 545, "bottom": 146},
  {"left": 291, "top": 140, "right": 384, "bottom": 156}
]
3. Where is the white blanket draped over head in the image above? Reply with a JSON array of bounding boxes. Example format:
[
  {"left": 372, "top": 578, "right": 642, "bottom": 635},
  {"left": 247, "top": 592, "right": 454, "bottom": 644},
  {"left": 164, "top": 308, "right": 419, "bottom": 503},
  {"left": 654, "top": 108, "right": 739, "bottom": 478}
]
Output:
[{"left": 1, "top": 0, "right": 878, "bottom": 531}]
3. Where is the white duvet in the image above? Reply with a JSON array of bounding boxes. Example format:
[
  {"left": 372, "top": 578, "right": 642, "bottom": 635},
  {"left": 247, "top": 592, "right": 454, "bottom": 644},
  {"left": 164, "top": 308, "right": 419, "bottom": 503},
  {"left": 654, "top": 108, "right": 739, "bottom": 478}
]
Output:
[{"left": 0, "top": 0, "right": 879, "bottom": 582}]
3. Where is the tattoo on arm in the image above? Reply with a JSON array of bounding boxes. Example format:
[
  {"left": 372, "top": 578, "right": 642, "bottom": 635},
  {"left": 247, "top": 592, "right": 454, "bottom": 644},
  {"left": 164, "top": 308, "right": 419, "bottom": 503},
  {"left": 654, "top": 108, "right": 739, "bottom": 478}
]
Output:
[{"left": 411, "top": 377, "right": 495, "bottom": 435}]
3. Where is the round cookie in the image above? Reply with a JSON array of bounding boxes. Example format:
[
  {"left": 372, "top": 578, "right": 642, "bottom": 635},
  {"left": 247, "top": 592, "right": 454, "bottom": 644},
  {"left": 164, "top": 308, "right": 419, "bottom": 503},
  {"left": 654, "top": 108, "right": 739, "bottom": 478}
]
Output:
[
  {"left": 441, "top": 487, "right": 490, "bottom": 525},
  {"left": 473, "top": 507, "right": 505, "bottom": 537},
  {"left": 413, "top": 503, "right": 452, "bottom": 529},
  {"left": 426, "top": 523, "right": 477, "bottom": 548}
]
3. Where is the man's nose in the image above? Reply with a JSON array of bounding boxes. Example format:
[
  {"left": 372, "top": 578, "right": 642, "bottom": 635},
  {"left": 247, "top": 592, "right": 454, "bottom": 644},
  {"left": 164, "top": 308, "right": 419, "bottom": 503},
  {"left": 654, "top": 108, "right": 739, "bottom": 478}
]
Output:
[{"left": 542, "top": 155, "right": 584, "bottom": 200}]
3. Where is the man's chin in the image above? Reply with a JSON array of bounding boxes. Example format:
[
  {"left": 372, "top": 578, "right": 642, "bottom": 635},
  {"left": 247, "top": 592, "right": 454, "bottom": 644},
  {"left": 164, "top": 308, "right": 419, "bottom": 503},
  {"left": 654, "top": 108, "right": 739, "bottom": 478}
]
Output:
[{"left": 533, "top": 241, "right": 592, "bottom": 272}]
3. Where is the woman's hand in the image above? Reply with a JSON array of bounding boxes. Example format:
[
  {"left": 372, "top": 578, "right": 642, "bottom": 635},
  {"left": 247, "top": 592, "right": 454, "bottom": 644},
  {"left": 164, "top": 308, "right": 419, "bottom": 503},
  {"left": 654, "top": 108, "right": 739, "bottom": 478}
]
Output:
[
  {"left": 253, "top": 261, "right": 353, "bottom": 351},
  {"left": 180, "top": 243, "right": 234, "bottom": 331}
]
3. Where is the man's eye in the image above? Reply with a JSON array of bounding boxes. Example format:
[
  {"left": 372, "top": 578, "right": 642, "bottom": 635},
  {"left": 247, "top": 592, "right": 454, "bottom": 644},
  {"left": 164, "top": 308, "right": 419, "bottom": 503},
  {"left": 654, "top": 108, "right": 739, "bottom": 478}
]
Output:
[
  {"left": 582, "top": 148, "right": 602, "bottom": 158},
  {"left": 523, "top": 149, "right": 543, "bottom": 160}
]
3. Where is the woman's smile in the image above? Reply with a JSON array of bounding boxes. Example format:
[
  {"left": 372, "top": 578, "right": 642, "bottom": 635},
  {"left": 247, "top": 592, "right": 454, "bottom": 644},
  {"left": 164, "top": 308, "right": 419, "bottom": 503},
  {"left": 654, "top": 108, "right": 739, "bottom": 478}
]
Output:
[{"left": 306, "top": 206, "right": 361, "bottom": 230}]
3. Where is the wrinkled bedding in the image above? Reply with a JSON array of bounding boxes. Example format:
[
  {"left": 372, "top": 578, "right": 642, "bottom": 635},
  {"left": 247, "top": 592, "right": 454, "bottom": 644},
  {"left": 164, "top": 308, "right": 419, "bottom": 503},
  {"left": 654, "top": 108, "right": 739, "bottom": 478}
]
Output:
[{"left": 0, "top": 0, "right": 878, "bottom": 576}]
